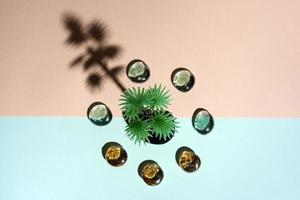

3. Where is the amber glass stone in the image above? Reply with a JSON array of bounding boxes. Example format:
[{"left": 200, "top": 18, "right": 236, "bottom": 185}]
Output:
[
  {"left": 138, "top": 160, "right": 163, "bottom": 186},
  {"left": 102, "top": 142, "right": 127, "bottom": 167},
  {"left": 176, "top": 147, "right": 201, "bottom": 172}
]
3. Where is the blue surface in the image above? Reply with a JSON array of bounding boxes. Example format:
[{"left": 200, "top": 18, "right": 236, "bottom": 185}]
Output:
[{"left": 0, "top": 117, "right": 300, "bottom": 200}]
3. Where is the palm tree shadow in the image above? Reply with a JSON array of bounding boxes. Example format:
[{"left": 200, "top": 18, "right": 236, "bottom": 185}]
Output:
[{"left": 62, "top": 13, "right": 126, "bottom": 92}]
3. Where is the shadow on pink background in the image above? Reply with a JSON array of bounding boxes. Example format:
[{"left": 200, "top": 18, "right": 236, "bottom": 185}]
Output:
[{"left": 0, "top": 0, "right": 299, "bottom": 117}]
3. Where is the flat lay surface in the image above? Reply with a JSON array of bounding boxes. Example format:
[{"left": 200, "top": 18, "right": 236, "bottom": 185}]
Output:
[
  {"left": 1, "top": 0, "right": 300, "bottom": 199},
  {"left": 1, "top": 118, "right": 300, "bottom": 200},
  {"left": 1, "top": 0, "right": 300, "bottom": 117}
]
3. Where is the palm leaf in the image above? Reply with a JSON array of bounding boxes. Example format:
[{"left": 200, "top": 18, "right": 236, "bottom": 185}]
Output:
[
  {"left": 125, "top": 119, "right": 151, "bottom": 145},
  {"left": 147, "top": 84, "right": 171, "bottom": 110},
  {"left": 119, "top": 87, "right": 150, "bottom": 121},
  {"left": 149, "top": 111, "right": 177, "bottom": 140}
]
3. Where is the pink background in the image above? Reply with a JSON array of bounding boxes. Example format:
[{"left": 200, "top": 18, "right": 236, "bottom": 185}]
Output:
[{"left": 0, "top": 0, "right": 299, "bottom": 117}]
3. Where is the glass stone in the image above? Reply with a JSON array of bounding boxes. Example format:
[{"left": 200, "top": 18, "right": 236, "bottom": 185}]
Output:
[
  {"left": 171, "top": 68, "right": 195, "bottom": 92},
  {"left": 192, "top": 108, "right": 214, "bottom": 134},
  {"left": 102, "top": 142, "right": 127, "bottom": 167},
  {"left": 126, "top": 59, "right": 150, "bottom": 83},
  {"left": 176, "top": 146, "right": 201, "bottom": 173},
  {"left": 87, "top": 102, "right": 112, "bottom": 126},
  {"left": 138, "top": 160, "right": 163, "bottom": 186}
]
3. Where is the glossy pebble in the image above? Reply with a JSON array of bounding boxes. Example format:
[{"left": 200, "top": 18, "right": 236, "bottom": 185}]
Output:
[
  {"left": 126, "top": 59, "right": 150, "bottom": 83},
  {"left": 102, "top": 142, "right": 127, "bottom": 167},
  {"left": 138, "top": 160, "right": 163, "bottom": 186},
  {"left": 171, "top": 68, "right": 195, "bottom": 92},
  {"left": 192, "top": 108, "right": 214, "bottom": 134},
  {"left": 87, "top": 102, "right": 112, "bottom": 126},
  {"left": 176, "top": 146, "right": 201, "bottom": 173}
]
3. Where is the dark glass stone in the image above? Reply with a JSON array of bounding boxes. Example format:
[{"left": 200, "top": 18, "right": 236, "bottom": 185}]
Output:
[
  {"left": 192, "top": 108, "right": 214, "bottom": 134},
  {"left": 175, "top": 146, "right": 201, "bottom": 173},
  {"left": 87, "top": 102, "right": 112, "bottom": 126},
  {"left": 126, "top": 59, "right": 150, "bottom": 83},
  {"left": 171, "top": 68, "right": 195, "bottom": 92},
  {"left": 138, "top": 160, "right": 163, "bottom": 186},
  {"left": 102, "top": 142, "right": 127, "bottom": 167}
]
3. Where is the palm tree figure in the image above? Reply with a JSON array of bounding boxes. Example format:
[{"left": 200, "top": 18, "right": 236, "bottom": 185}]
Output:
[{"left": 63, "top": 13, "right": 126, "bottom": 92}]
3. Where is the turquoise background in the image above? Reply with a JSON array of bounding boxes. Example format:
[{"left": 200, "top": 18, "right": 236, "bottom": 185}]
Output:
[{"left": 1, "top": 117, "right": 300, "bottom": 200}]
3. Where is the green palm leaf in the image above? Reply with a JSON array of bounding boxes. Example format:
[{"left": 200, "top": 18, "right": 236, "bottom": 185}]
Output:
[
  {"left": 119, "top": 87, "right": 150, "bottom": 121},
  {"left": 125, "top": 119, "right": 151, "bottom": 144},
  {"left": 147, "top": 84, "right": 171, "bottom": 110},
  {"left": 149, "top": 111, "right": 177, "bottom": 140}
]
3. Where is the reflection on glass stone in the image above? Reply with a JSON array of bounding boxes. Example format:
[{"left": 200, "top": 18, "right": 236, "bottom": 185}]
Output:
[
  {"left": 171, "top": 68, "right": 195, "bottom": 92},
  {"left": 87, "top": 102, "right": 112, "bottom": 126},
  {"left": 138, "top": 160, "right": 163, "bottom": 186},
  {"left": 102, "top": 142, "right": 127, "bottom": 167},
  {"left": 126, "top": 59, "right": 150, "bottom": 83},
  {"left": 176, "top": 146, "right": 201, "bottom": 173},
  {"left": 192, "top": 108, "right": 214, "bottom": 134}
]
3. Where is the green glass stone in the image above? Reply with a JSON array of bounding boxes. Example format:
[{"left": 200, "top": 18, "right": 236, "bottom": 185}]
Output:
[
  {"left": 194, "top": 110, "right": 210, "bottom": 130},
  {"left": 128, "top": 62, "right": 145, "bottom": 78},
  {"left": 173, "top": 70, "right": 191, "bottom": 87},
  {"left": 192, "top": 108, "right": 214, "bottom": 134},
  {"left": 171, "top": 68, "right": 195, "bottom": 92},
  {"left": 87, "top": 102, "right": 112, "bottom": 126},
  {"left": 89, "top": 104, "right": 107, "bottom": 119},
  {"left": 126, "top": 59, "right": 150, "bottom": 83}
]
